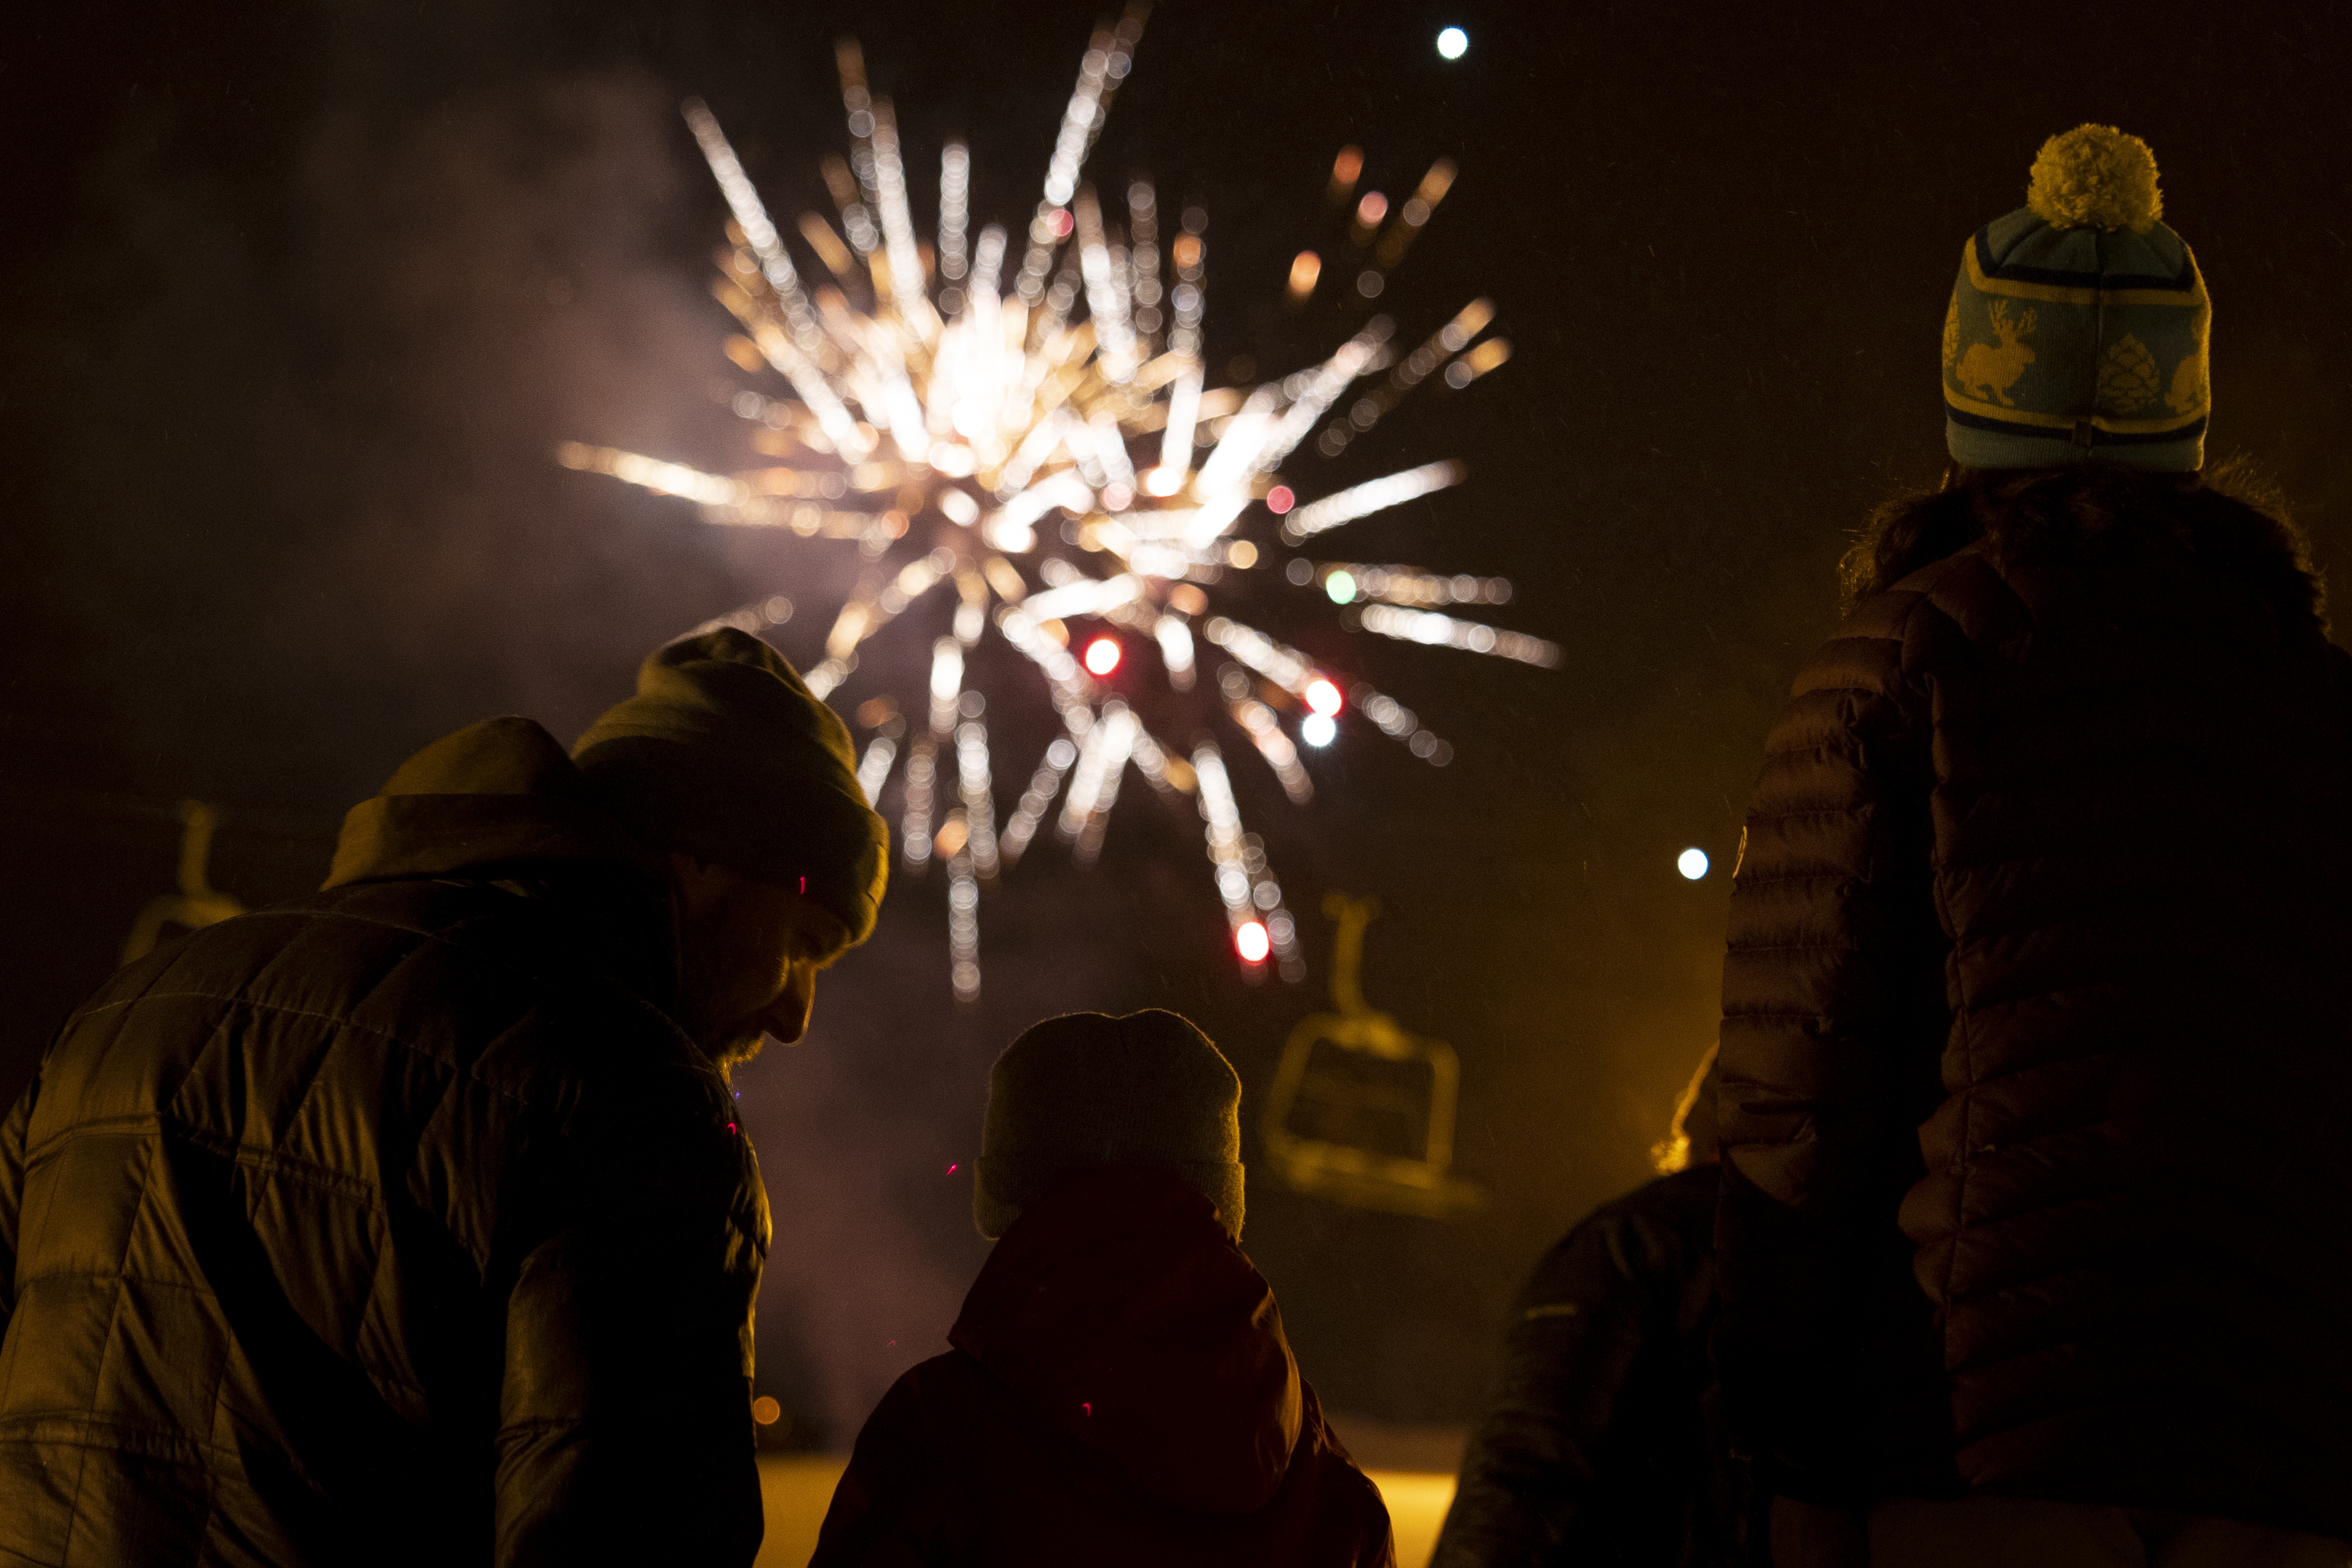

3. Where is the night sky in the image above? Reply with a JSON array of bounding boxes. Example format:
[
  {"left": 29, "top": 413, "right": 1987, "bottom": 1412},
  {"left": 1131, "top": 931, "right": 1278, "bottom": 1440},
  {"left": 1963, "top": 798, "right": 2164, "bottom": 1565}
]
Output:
[{"left": 5, "top": 0, "right": 2347, "bottom": 1443}]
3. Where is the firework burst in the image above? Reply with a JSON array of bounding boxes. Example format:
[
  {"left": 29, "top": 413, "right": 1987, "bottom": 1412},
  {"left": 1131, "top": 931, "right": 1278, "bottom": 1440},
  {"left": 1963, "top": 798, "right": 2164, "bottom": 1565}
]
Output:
[{"left": 560, "top": 8, "right": 1553, "bottom": 1000}]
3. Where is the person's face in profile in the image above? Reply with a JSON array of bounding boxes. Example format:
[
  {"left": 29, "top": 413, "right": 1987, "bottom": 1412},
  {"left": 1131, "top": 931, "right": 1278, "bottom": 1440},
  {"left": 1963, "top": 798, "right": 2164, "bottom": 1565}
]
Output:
[{"left": 667, "top": 853, "right": 852, "bottom": 1064}]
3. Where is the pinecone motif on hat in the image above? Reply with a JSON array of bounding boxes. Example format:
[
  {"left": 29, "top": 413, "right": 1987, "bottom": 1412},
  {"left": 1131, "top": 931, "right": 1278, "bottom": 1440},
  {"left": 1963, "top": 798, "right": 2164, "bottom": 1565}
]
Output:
[
  {"left": 2097, "top": 334, "right": 2161, "bottom": 413},
  {"left": 1942, "top": 290, "right": 1961, "bottom": 370}
]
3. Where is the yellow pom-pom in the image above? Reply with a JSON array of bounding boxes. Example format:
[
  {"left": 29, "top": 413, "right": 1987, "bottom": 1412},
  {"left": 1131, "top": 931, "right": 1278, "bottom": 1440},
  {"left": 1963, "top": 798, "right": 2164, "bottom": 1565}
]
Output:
[{"left": 2027, "top": 125, "right": 2163, "bottom": 233}]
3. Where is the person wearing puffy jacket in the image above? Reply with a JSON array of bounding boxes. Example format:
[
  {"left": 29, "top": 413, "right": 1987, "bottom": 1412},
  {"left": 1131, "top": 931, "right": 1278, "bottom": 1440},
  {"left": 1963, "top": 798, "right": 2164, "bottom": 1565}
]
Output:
[
  {"left": 0, "top": 629, "right": 887, "bottom": 1566},
  {"left": 811, "top": 1008, "right": 1395, "bottom": 1568},
  {"left": 1433, "top": 1049, "right": 1761, "bottom": 1568},
  {"left": 1717, "top": 126, "right": 2352, "bottom": 1566}
]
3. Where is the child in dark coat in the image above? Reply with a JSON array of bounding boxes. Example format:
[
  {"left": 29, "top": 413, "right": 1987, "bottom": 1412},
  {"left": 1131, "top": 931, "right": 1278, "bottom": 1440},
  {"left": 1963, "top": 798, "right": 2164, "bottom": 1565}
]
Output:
[{"left": 812, "top": 1008, "right": 1395, "bottom": 1567}]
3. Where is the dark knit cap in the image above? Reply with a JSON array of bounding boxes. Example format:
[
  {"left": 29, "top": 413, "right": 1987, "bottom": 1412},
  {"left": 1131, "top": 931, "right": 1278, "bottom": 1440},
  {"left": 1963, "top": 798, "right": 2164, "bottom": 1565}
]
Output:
[
  {"left": 974, "top": 1010, "right": 1245, "bottom": 1240},
  {"left": 571, "top": 628, "right": 888, "bottom": 945}
]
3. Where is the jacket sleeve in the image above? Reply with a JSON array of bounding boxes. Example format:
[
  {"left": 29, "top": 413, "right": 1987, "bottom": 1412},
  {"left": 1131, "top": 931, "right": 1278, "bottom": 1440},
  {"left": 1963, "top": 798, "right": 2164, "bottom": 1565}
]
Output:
[
  {"left": 0, "top": 1076, "right": 33, "bottom": 1338},
  {"left": 1714, "top": 593, "right": 1957, "bottom": 1504},
  {"left": 492, "top": 1050, "right": 768, "bottom": 1568},
  {"left": 1420, "top": 1194, "right": 1684, "bottom": 1561}
]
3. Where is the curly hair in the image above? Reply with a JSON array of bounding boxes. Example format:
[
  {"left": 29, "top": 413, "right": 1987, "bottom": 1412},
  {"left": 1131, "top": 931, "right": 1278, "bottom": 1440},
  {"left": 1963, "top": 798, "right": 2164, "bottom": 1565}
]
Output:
[{"left": 1839, "top": 458, "right": 2326, "bottom": 635}]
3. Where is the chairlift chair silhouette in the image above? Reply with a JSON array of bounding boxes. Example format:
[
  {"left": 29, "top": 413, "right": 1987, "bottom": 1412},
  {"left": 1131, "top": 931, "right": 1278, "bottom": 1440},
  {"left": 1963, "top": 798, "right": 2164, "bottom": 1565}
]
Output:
[
  {"left": 122, "top": 801, "right": 248, "bottom": 963},
  {"left": 1261, "top": 893, "right": 1487, "bottom": 1218}
]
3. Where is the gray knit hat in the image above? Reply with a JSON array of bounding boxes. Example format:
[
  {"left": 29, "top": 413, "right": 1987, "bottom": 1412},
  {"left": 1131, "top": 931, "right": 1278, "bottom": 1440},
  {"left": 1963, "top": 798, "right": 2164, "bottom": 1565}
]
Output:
[
  {"left": 973, "top": 1010, "right": 1245, "bottom": 1240},
  {"left": 571, "top": 628, "right": 888, "bottom": 944}
]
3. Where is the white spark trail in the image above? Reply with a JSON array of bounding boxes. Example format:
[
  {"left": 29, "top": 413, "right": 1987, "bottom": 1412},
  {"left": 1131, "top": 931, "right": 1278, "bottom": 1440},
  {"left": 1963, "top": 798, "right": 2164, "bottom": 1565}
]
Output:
[
  {"left": 682, "top": 100, "right": 823, "bottom": 353},
  {"left": 1202, "top": 616, "right": 1318, "bottom": 697},
  {"left": 855, "top": 733, "right": 899, "bottom": 806},
  {"left": 1001, "top": 730, "right": 1080, "bottom": 869},
  {"left": 1358, "top": 603, "right": 1562, "bottom": 667},
  {"left": 1231, "top": 697, "right": 1313, "bottom": 804},
  {"left": 1280, "top": 460, "right": 1465, "bottom": 542},
  {"left": 956, "top": 719, "right": 1000, "bottom": 879},
  {"left": 938, "top": 142, "right": 971, "bottom": 284},
  {"left": 868, "top": 99, "right": 933, "bottom": 330}
]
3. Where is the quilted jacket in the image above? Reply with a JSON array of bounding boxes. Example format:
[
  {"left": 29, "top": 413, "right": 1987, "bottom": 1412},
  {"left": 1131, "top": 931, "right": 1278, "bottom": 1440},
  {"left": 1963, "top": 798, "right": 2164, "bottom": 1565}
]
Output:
[
  {"left": 1715, "top": 513, "right": 2352, "bottom": 1536},
  {"left": 0, "top": 717, "right": 769, "bottom": 1566},
  {"left": 1434, "top": 1163, "right": 1758, "bottom": 1568}
]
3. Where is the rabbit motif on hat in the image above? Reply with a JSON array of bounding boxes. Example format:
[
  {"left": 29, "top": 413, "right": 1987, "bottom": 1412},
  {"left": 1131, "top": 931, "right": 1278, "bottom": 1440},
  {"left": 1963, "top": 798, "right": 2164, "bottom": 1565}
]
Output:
[{"left": 1956, "top": 299, "right": 2038, "bottom": 408}]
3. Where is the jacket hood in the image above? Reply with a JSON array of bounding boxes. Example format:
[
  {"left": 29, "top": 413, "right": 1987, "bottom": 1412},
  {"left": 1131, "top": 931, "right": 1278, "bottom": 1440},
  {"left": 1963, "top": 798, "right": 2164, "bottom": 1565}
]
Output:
[
  {"left": 324, "top": 716, "right": 669, "bottom": 890},
  {"left": 949, "top": 1165, "right": 1303, "bottom": 1517}
]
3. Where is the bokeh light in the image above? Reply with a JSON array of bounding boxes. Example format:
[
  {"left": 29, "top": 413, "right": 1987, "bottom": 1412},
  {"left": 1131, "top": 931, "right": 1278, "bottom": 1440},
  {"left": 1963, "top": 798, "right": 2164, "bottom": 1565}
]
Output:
[
  {"left": 1083, "top": 635, "right": 1122, "bottom": 676},
  {"left": 1235, "top": 919, "right": 1272, "bottom": 963},
  {"left": 1325, "top": 569, "right": 1358, "bottom": 604},
  {"left": 1677, "top": 847, "right": 1709, "bottom": 880},
  {"left": 1436, "top": 26, "right": 1468, "bottom": 59},
  {"left": 1286, "top": 250, "right": 1323, "bottom": 301},
  {"left": 1300, "top": 712, "right": 1337, "bottom": 747},
  {"left": 1304, "top": 677, "right": 1344, "bottom": 716}
]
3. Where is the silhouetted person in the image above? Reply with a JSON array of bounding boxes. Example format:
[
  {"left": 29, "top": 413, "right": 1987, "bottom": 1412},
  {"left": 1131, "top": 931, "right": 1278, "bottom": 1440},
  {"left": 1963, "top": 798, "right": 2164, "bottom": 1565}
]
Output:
[
  {"left": 812, "top": 1008, "right": 1395, "bottom": 1567},
  {"left": 1433, "top": 1048, "right": 1758, "bottom": 1568},
  {"left": 1717, "top": 126, "right": 2352, "bottom": 1566},
  {"left": 0, "top": 629, "right": 887, "bottom": 1565}
]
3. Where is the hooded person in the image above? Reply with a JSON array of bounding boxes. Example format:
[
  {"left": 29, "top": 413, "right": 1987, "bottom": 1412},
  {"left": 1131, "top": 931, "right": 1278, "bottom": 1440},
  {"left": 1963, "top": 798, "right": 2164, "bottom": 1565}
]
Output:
[
  {"left": 0, "top": 628, "right": 885, "bottom": 1567},
  {"left": 1433, "top": 1048, "right": 1762, "bottom": 1568},
  {"left": 1714, "top": 126, "right": 2352, "bottom": 1566},
  {"left": 810, "top": 1008, "right": 1396, "bottom": 1568}
]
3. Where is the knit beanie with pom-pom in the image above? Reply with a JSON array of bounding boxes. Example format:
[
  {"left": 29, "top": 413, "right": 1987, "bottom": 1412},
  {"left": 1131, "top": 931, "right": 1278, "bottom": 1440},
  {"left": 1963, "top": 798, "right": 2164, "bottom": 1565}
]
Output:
[
  {"left": 973, "top": 1009, "right": 1245, "bottom": 1242},
  {"left": 1941, "top": 125, "right": 2210, "bottom": 471}
]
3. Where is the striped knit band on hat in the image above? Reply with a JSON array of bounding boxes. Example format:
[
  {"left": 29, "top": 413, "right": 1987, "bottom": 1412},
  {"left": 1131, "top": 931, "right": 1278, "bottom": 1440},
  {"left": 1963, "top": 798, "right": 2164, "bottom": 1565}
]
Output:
[{"left": 1942, "top": 125, "right": 2210, "bottom": 471}]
